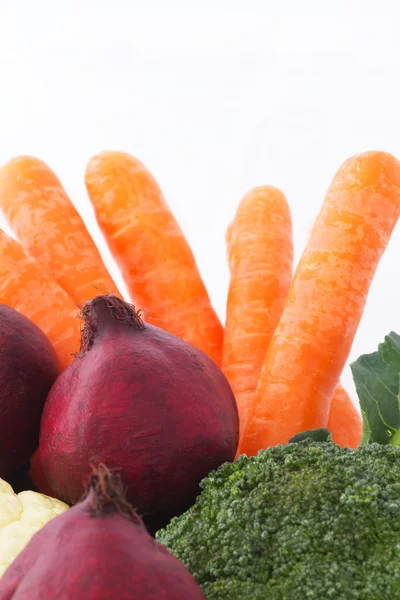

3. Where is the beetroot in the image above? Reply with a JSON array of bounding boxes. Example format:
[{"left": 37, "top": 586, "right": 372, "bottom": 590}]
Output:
[
  {"left": 39, "top": 294, "right": 238, "bottom": 530},
  {"left": 0, "top": 303, "right": 60, "bottom": 477},
  {"left": 0, "top": 466, "right": 205, "bottom": 599},
  {"left": 29, "top": 450, "right": 55, "bottom": 496}
]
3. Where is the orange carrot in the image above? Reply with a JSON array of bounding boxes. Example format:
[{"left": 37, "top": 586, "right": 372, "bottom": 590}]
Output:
[
  {"left": 222, "top": 186, "right": 293, "bottom": 442},
  {"left": 222, "top": 186, "right": 357, "bottom": 449},
  {"left": 241, "top": 151, "right": 400, "bottom": 455},
  {"left": 85, "top": 151, "right": 223, "bottom": 366},
  {"left": 327, "top": 383, "right": 362, "bottom": 448},
  {"left": 0, "top": 229, "right": 80, "bottom": 368},
  {"left": 0, "top": 156, "right": 119, "bottom": 306}
]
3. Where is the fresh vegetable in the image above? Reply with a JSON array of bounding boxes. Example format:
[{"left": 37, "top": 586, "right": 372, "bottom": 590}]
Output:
[
  {"left": 0, "top": 466, "right": 205, "bottom": 599},
  {"left": 351, "top": 331, "right": 400, "bottom": 445},
  {"left": 0, "top": 304, "right": 60, "bottom": 477},
  {"left": 241, "top": 151, "right": 400, "bottom": 455},
  {"left": 28, "top": 453, "right": 54, "bottom": 498},
  {"left": 85, "top": 151, "right": 223, "bottom": 366},
  {"left": 39, "top": 294, "right": 238, "bottom": 532},
  {"left": 0, "top": 229, "right": 80, "bottom": 368},
  {"left": 222, "top": 185, "right": 293, "bottom": 442},
  {"left": 157, "top": 437, "right": 400, "bottom": 599},
  {"left": 287, "top": 426, "right": 331, "bottom": 443},
  {"left": 327, "top": 383, "right": 362, "bottom": 447},
  {"left": 222, "top": 185, "right": 359, "bottom": 448},
  {"left": 0, "top": 477, "right": 67, "bottom": 578},
  {"left": 0, "top": 156, "right": 119, "bottom": 305}
]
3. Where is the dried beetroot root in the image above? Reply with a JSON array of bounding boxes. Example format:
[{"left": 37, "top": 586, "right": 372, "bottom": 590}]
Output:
[
  {"left": 0, "top": 466, "right": 205, "bottom": 599},
  {"left": 0, "top": 303, "right": 60, "bottom": 477},
  {"left": 39, "top": 294, "right": 238, "bottom": 531}
]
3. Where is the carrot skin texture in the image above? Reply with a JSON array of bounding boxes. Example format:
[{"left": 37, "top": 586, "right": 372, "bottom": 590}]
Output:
[
  {"left": 0, "top": 156, "right": 119, "bottom": 305},
  {"left": 85, "top": 152, "right": 223, "bottom": 366},
  {"left": 223, "top": 186, "right": 293, "bottom": 442},
  {"left": 241, "top": 151, "right": 400, "bottom": 455},
  {"left": 327, "top": 384, "right": 362, "bottom": 448},
  {"left": 0, "top": 229, "right": 80, "bottom": 369},
  {"left": 222, "top": 187, "right": 357, "bottom": 449}
]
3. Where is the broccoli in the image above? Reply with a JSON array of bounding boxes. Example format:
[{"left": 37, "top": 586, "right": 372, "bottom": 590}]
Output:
[{"left": 156, "top": 439, "right": 400, "bottom": 599}]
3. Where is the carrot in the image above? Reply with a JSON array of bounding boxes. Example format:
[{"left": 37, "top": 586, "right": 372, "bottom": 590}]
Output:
[
  {"left": 222, "top": 186, "right": 293, "bottom": 442},
  {"left": 85, "top": 151, "right": 223, "bottom": 366},
  {"left": 240, "top": 151, "right": 400, "bottom": 455},
  {"left": 0, "top": 156, "right": 119, "bottom": 306},
  {"left": 0, "top": 228, "right": 80, "bottom": 369},
  {"left": 327, "top": 383, "right": 362, "bottom": 448},
  {"left": 223, "top": 186, "right": 358, "bottom": 449}
]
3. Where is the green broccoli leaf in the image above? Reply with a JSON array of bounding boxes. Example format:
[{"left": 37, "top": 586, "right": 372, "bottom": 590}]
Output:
[
  {"left": 350, "top": 331, "right": 400, "bottom": 446},
  {"left": 288, "top": 428, "right": 331, "bottom": 444}
]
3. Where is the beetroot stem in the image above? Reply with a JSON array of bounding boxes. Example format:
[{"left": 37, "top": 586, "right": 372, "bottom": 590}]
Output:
[
  {"left": 83, "top": 464, "right": 141, "bottom": 524},
  {"left": 79, "top": 294, "right": 145, "bottom": 354}
]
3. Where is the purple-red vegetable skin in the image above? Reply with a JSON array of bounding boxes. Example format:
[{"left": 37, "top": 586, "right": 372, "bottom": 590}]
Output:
[
  {"left": 0, "top": 303, "right": 60, "bottom": 477},
  {"left": 39, "top": 294, "right": 238, "bottom": 530},
  {"left": 0, "top": 466, "right": 205, "bottom": 599}
]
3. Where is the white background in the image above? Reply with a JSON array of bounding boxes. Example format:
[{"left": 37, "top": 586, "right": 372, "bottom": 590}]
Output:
[{"left": 0, "top": 0, "right": 400, "bottom": 404}]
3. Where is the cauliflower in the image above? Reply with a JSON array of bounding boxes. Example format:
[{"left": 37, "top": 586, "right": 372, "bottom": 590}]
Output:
[{"left": 0, "top": 478, "right": 68, "bottom": 576}]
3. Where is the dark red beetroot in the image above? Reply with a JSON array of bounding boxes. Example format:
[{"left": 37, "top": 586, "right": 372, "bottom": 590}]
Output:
[
  {"left": 0, "top": 303, "right": 60, "bottom": 477},
  {"left": 0, "top": 466, "right": 205, "bottom": 599},
  {"left": 29, "top": 450, "right": 55, "bottom": 496},
  {"left": 39, "top": 294, "right": 238, "bottom": 530}
]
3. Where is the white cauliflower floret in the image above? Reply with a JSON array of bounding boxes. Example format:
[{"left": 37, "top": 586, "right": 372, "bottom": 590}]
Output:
[{"left": 0, "top": 478, "right": 68, "bottom": 576}]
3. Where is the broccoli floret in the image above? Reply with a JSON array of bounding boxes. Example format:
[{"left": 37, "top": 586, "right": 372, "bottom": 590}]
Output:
[{"left": 156, "top": 440, "right": 400, "bottom": 599}]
